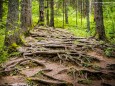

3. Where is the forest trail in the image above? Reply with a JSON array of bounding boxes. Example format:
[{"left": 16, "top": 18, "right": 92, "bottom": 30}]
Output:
[{"left": 0, "top": 27, "right": 115, "bottom": 86}]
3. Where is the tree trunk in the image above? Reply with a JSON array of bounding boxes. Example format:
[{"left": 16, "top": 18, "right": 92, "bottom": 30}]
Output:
[
  {"left": 63, "top": 0, "right": 64, "bottom": 28},
  {"left": 46, "top": 0, "right": 49, "bottom": 26},
  {"left": 0, "top": 0, "right": 3, "bottom": 22},
  {"left": 94, "top": 0, "right": 106, "bottom": 41},
  {"left": 5, "top": 0, "right": 21, "bottom": 46},
  {"left": 64, "top": 0, "right": 68, "bottom": 24},
  {"left": 38, "top": 0, "right": 44, "bottom": 26},
  {"left": 89, "top": 0, "right": 92, "bottom": 14},
  {"left": 49, "top": 0, "right": 54, "bottom": 27},
  {"left": 86, "top": 0, "right": 90, "bottom": 32},
  {"left": 80, "top": 0, "right": 83, "bottom": 26},
  {"left": 21, "top": 0, "right": 32, "bottom": 34},
  {"left": 76, "top": 0, "right": 78, "bottom": 26}
]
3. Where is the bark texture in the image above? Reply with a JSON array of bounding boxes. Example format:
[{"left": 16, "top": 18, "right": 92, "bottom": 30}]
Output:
[
  {"left": 38, "top": 0, "right": 44, "bottom": 26},
  {"left": 5, "top": 0, "right": 21, "bottom": 46},
  {"left": 46, "top": 0, "right": 49, "bottom": 26},
  {"left": 64, "top": 0, "right": 68, "bottom": 24},
  {"left": 86, "top": 0, "right": 90, "bottom": 32},
  {"left": 94, "top": 0, "right": 106, "bottom": 40},
  {"left": 0, "top": 0, "right": 3, "bottom": 22},
  {"left": 49, "top": 0, "right": 54, "bottom": 27},
  {"left": 21, "top": 0, "right": 32, "bottom": 34}
]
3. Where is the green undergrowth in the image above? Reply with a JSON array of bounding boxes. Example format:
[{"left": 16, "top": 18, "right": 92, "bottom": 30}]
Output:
[
  {"left": 0, "top": 48, "right": 21, "bottom": 64},
  {"left": 0, "top": 50, "right": 8, "bottom": 64},
  {"left": 0, "top": 37, "right": 21, "bottom": 64},
  {"left": 0, "top": 28, "right": 6, "bottom": 64},
  {"left": 0, "top": 28, "right": 22, "bottom": 64},
  {"left": 105, "top": 47, "right": 115, "bottom": 57}
]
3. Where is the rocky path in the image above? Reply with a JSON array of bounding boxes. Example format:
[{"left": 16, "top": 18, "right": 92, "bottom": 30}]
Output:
[{"left": 0, "top": 27, "right": 115, "bottom": 86}]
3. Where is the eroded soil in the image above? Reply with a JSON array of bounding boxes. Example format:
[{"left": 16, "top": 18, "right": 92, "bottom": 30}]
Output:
[{"left": 0, "top": 27, "right": 115, "bottom": 86}]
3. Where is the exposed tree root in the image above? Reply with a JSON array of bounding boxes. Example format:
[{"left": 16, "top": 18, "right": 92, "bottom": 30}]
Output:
[
  {"left": 0, "top": 68, "right": 19, "bottom": 76},
  {"left": 106, "top": 64, "right": 115, "bottom": 70},
  {"left": 101, "top": 83, "right": 112, "bottom": 86},
  {"left": 2, "top": 58, "right": 46, "bottom": 74},
  {"left": 1, "top": 27, "right": 114, "bottom": 85},
  {"left": 16, "top": 58, "right": 45, "bottom": 68},
  {"left": 107, "top": 72, "right": 115, "bottom": 79},
  {"left": 41, "top": 69, "right": 53, "bottom": 72},
  {"left": 75, "top": 69, "right": 115, "bottom": 80},
  {"left": 20, "top": 68, "right": 53, "bottom": 77},
  {"left": 44, "top": 44, "right": 66, "bottom": 48},
  {"left": 24, "top": 50, "right": 66, "bottom": 56},
  {"left": 28, "top": 77, "right": 71, "bottom": 85},
  {"left": 41, "top": 72, "right": 65, "bottom": 82},
  {"left": 57, "top": 68, "right": 69, "bottom": 74}
]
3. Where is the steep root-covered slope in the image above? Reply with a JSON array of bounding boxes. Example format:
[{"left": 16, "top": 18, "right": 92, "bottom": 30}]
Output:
[{"left": 0, "top": 27, "right": 115, "bottom": 86}]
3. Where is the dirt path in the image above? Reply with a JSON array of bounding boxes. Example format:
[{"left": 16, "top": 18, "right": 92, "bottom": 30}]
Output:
[{"left": 0, "top": 27, "right": 115, "bottom": 86}]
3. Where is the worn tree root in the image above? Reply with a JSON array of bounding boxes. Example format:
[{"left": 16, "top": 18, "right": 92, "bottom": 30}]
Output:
[
  {"left": 106, "top": 64, "right": 115, "bottom": 70},
  {"left": 2, "top": 58, "right": 46, "bottom": 74},
  {"left": 75, "top": 69, "right": 115, "bottom": 80},
  {"left": 41, "top": 72, "right": 65, "bottom": 82},
  {"left": 24, "top": 50, "right": 66, "bottom": 56},
  {"left": 28, "top": 77, "right": 72, "bottom": 85}
]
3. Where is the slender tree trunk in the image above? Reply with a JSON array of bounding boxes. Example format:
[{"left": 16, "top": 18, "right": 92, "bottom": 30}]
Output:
[
  {"left": 76, "top": 0, "right": 78, "bottom": 26},
  {"left": 63, "top": 0, "right": 64, "bottom": 28},
  {"left": 64, "top": 0, "right": 68, "bottom": 24},
  {"left": 0, "top": 0, "right": 3, "bottom": 22},
  {"left": 49, "top": 0, "right": 54, "bottom": 27},
  {"left": 38, "top": 0, "right": 44, "bottom": 26},
  {"left": 5, "top": 0, "right": 21, "bottom": 46},
  {"left": 81, "top": 0, "right": 83, "bottom": 26},
  {"left": 82, "top": 0, "right": 86, "bottom": 17},
  {"left": 21, "top": 0, "right": 32, "bottom": 34},
  {"left": 46, "top": 0, "right": 49, "bottom": 26},
  {"left": 86, "top": 0, "right": 90, "bottom": 32},
  {"left": 89, "top": 0, "right": 92, "bottom": 14},
  {"left": 94, "top": 0, "right": 106, "bottom": 41}
]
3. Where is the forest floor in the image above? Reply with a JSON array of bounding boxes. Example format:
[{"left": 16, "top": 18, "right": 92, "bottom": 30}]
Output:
[{"left": 0, "top": 27, "right": 115, "bottom": 86}]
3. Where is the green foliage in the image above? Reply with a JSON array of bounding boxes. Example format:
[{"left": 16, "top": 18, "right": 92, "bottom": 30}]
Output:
[
  {"left": 7, "top": 43, "right": 19, "bottom": 52},
  {"left": 32, "top": 0, "right": 39, "bottom": 25},
  {"left": 9, "top": 51, "right": 21, "bottom": 57},
  {"left": 11, "top": 43, "right": 19, "bottom": 48},
  {"left": 19, "top": 34, "right": 26, "bottom": 43},
  {"left": 31, "top": 0, "right": 115, "bottom": 42},
  {"left": 0, "top": 50, "right": 8, "bottom": 64},
  {"left": 0, "top": 25, "right": 7, "bottom": 64},
  {"left": 0, "top": 29, "right": 5, "bottom": 48},
  {"left": 105, "top": 48, "right": 115, "bottom": 57}
]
